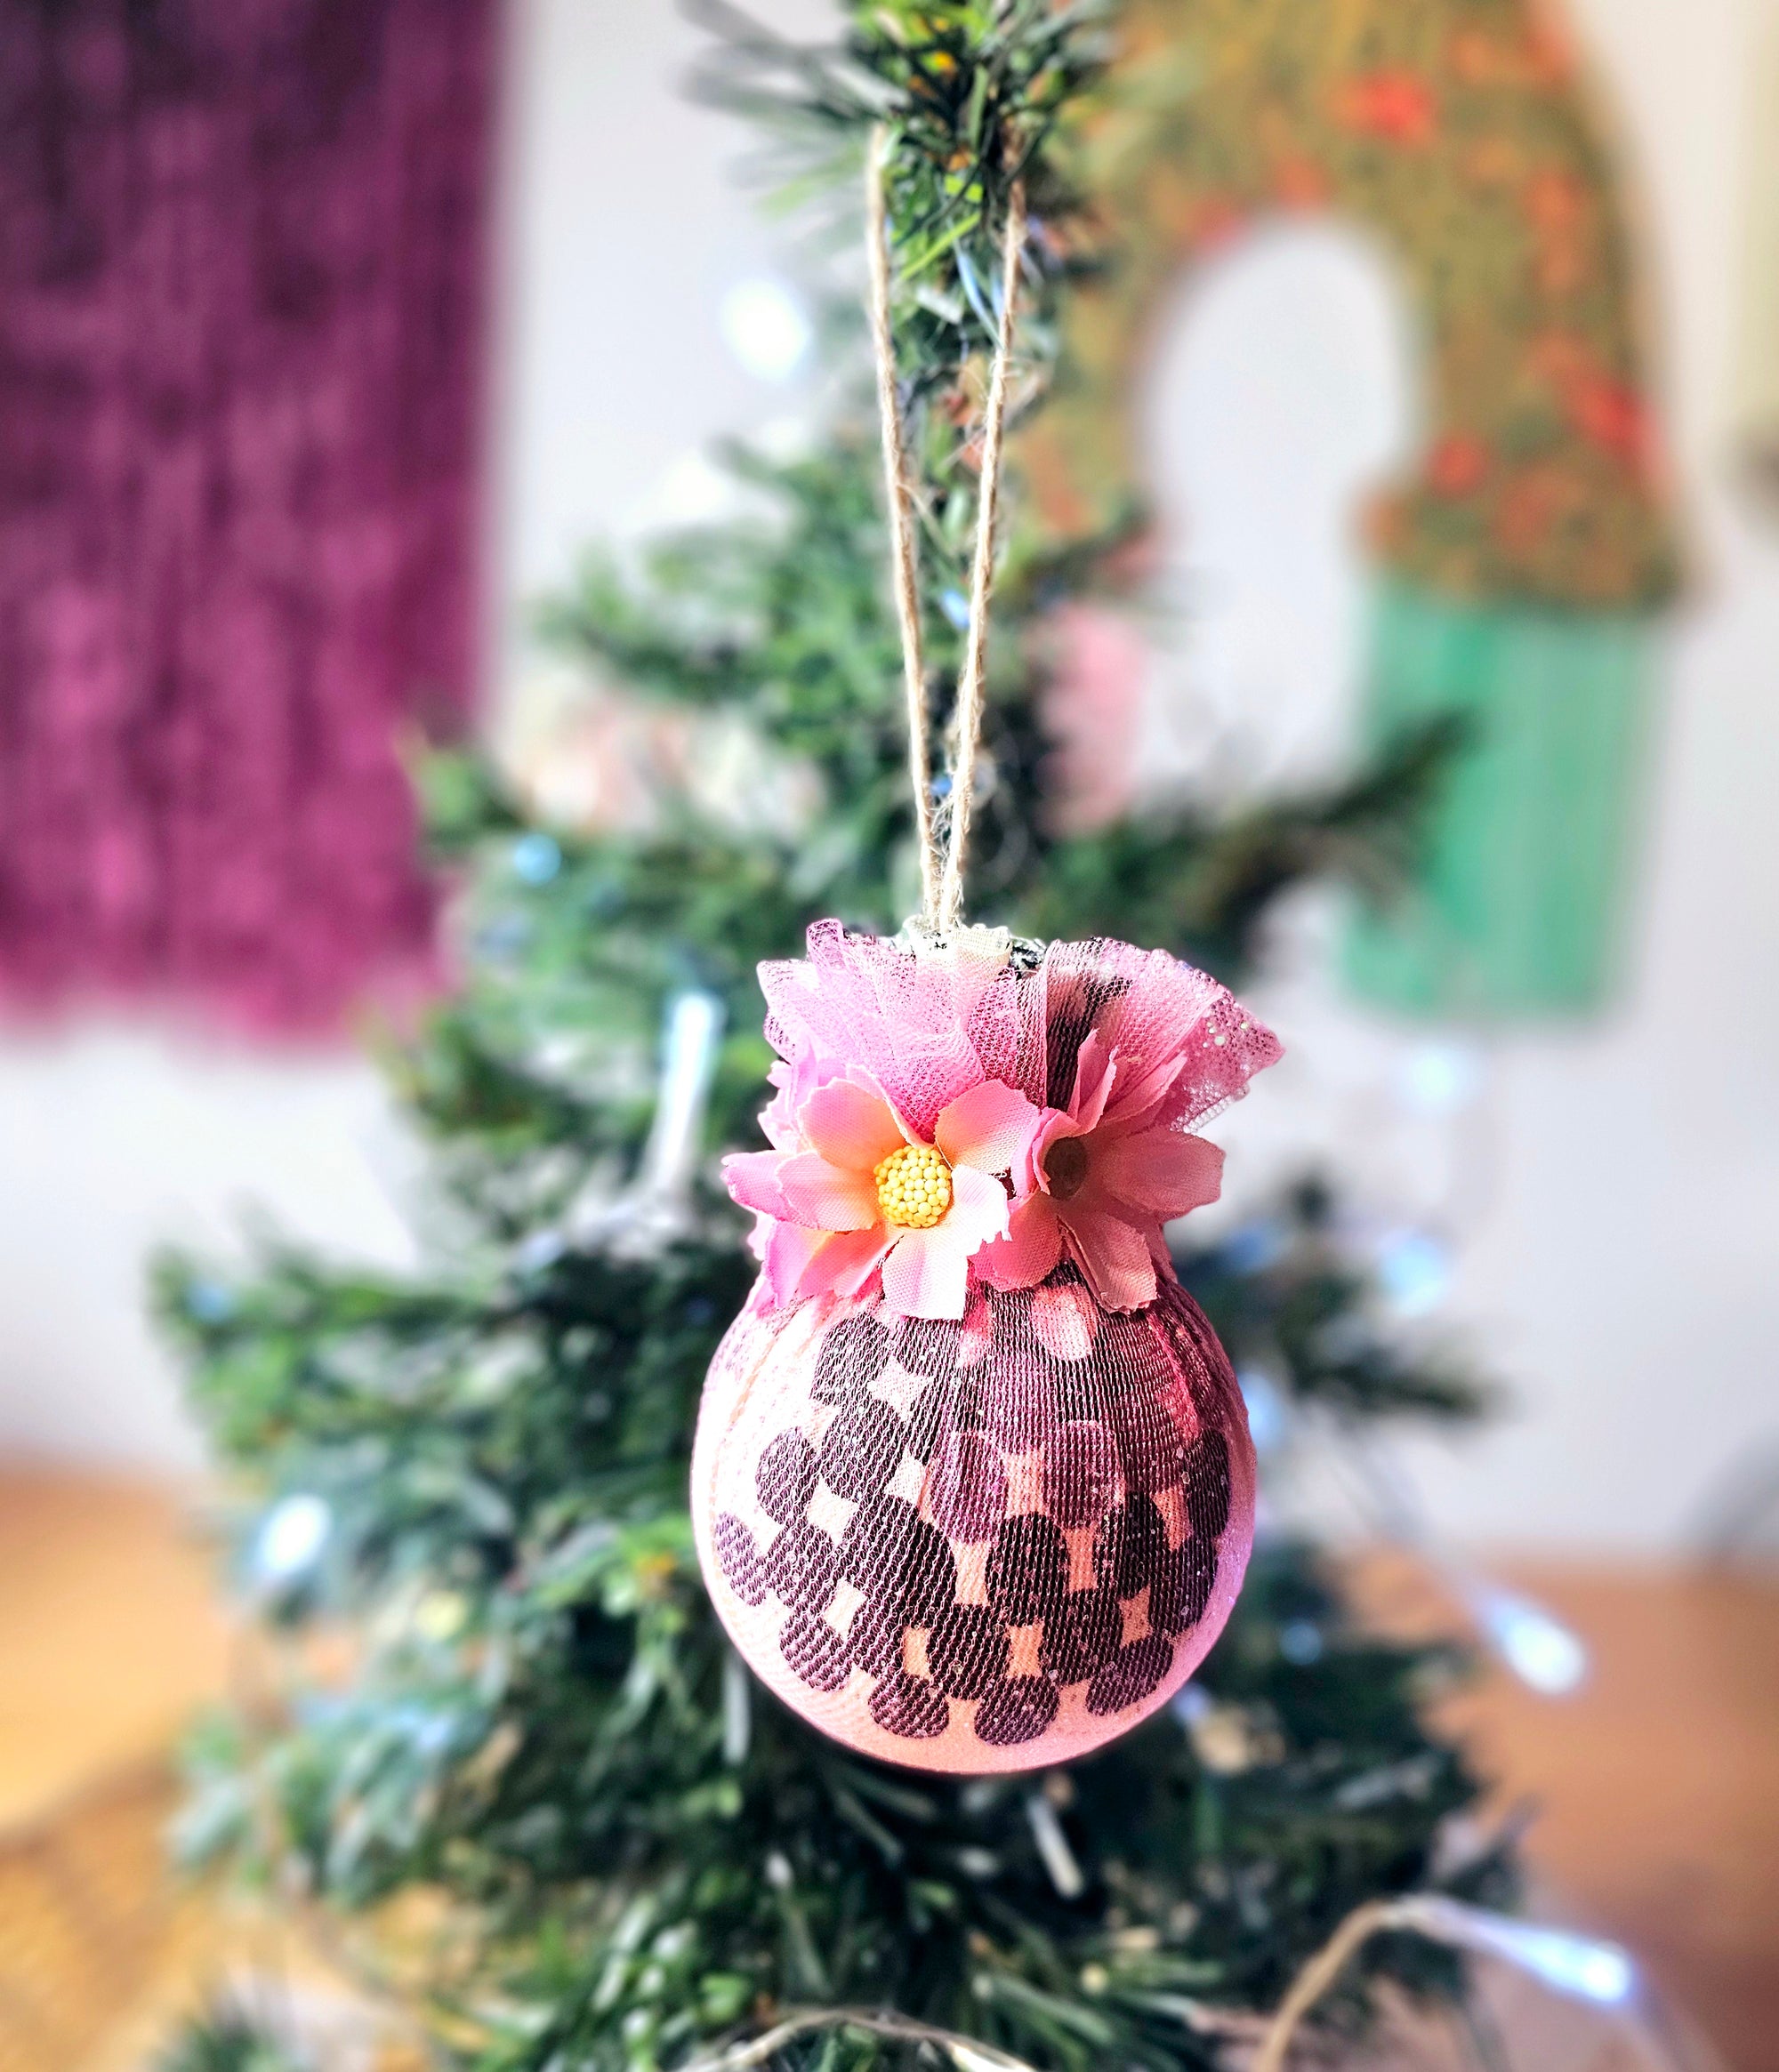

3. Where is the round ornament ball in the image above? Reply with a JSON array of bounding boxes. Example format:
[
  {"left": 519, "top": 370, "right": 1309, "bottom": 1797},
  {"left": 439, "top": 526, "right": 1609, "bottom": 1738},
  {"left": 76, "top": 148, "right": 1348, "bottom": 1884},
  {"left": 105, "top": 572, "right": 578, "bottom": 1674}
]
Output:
[{"left": 692, "top": 920, "right": 1280, "bottom": 1772}]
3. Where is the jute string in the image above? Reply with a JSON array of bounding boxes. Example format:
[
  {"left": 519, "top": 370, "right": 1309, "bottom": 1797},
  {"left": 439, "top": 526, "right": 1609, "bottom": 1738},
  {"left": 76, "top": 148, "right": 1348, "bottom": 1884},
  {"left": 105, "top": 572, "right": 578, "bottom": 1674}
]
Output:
[
  {"left": 680, "top": 1891, "right": 1667, "bottom": 2072},
  {"left": 866, "top": 126, "right": 1026, "bottom": 935},
  {"left": 865, "top": 134, "right": 938, "bottom": 926},
  {"left": 681, "top": 2005, "right": 1042, "bottom": 2072},
  {"left": 1251, "top": 1892, "right": 1668, "bottom": 2072},
  {"left": 1250, "top": 1896, "right": 1410, "bottom": 2072}
]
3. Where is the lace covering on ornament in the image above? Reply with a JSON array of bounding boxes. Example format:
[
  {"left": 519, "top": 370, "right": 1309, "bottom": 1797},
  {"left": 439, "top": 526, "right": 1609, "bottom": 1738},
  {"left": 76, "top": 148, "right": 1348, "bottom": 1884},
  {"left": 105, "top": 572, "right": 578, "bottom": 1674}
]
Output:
[{"left": 691, "top": 1267, "right": 1255, "bottom": 1771}]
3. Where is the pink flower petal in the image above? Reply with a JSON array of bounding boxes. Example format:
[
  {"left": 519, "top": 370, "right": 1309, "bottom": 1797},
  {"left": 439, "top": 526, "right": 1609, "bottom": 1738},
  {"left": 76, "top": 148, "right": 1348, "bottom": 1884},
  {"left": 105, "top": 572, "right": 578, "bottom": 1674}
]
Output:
[
  {"left": 776, "top": 1152, "right": 881, "bottom": 1232},
  {"left": 880, "top": 1221, "right": 978, "bottom": 1319},
  {"left": 1041, "top": 936, "right": 1283, "bottom": 1132},
  {"left": 1058, "top": 1203, "right": 1158, "bottom": 1311},
  {"left": 799, "top": 1074, "right": 907, "bottom": 1172},
  {"left": 762, "top": 1218, "right": 826, "bottom": 1305},
  {"left": 723, "top": 1149, "right": 791, "bottom": 1219},
  {"left": 793, "top": 1225, "right": 892, "bottom": 1304},
  {"left": 1066, "top": 1032, "right": 1117, "bottom": 1130},
  {"left": 745, "top": 1209, "right": 775, "bottom": 1264},
  {"left": 1093, "top": 1128, "right": 1225, "bottom": 1220},
  {"left": 876, "top": 1169, "right": 1008, "bottom": 1319},
  {"left": 974, "top": 1193, "right": 1066, "bottom": 1291},
  {"left": 944, "top": 1161, "right": 1014, "bottom": 1250},
  {"left": 934, "top": 1077, "right": 1042, "bottom": 1176},
  {"left": 1097, "top": 1046, "right": 1187, "bottom": 1131}
]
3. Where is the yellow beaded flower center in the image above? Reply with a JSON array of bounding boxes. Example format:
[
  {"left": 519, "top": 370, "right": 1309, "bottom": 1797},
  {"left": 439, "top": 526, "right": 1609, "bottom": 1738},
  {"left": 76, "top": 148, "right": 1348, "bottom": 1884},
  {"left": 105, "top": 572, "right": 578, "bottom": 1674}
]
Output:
[{"left": 873, "top": 1142, "right": 954, "bottom": 1228}]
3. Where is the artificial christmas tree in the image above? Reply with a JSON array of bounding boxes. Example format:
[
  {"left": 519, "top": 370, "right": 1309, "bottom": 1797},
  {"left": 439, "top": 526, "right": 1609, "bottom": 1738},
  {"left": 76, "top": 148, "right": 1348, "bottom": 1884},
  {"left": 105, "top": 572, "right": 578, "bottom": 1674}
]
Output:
[{"left": 158, "top": 6, "right": 1522, "bottom": 2067}]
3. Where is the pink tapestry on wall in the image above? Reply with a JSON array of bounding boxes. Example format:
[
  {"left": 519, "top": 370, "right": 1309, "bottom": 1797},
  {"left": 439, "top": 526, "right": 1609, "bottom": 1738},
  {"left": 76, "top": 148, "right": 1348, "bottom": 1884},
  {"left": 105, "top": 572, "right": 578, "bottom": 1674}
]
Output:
[{"left": 0, "top": 0, "right": 499, "bottom": 1032}]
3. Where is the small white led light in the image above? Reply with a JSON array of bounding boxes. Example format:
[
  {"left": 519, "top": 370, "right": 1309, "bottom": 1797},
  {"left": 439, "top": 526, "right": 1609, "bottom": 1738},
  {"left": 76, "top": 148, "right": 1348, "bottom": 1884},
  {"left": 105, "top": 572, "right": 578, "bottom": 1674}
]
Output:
[
  {"left": 253, "top": 1493, "right": 331, "bottom": 1586},
  {"left": 1457, "top": 1909, "right": 1636, "bottom": 2004},
  {"left": 1470, "top": 1582, "right": 1590, "bottom": 1695},
  {"left": 1375, "top": 1227, "right": 1452, "bottom": 1315},
  {"left": 1400, "top": 1040, "right": 1485, "bottom": 1115},
  {"left": 719, "top": 277, "right": 813, "bottom": 382}
]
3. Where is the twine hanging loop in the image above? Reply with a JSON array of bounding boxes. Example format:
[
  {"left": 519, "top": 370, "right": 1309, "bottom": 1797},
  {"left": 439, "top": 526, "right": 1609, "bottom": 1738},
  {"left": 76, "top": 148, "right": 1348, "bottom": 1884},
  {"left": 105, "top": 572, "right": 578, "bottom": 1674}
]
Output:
[{"left": 865, "top": 126, "right": 1026, "bottom": 935}]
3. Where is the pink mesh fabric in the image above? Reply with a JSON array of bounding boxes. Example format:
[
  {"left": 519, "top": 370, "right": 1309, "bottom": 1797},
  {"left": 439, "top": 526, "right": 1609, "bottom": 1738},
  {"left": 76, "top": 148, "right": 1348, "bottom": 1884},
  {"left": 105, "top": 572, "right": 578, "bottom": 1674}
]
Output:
[
  {"left": 754, "top": 922, "right": 1277, "bottom": 1145},
  {"left": 1014, "top": 936, "right": 1281, "bottom": 1133},
  {"left": 691, "top": 1268, "right": 1256, "bottom": 1771},
  {"left": 759, "top": 920, "right": 1025, "bottom": 1139}
]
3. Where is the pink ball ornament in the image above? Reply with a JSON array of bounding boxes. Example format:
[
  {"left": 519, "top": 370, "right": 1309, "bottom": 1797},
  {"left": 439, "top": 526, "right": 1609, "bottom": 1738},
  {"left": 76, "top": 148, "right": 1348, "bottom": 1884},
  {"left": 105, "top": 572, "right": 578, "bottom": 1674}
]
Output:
[{"left": 691, "top": 920, "right": 1280, "bottom": 1772}]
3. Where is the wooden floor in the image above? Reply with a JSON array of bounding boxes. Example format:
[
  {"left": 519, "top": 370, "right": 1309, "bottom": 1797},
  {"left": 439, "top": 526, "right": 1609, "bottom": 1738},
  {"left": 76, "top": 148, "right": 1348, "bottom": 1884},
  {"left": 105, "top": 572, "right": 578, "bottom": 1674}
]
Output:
[
  {"left": 2, "top": 1473, "right": 1775, "bottom": 2070},
  {"left": 0, "top": 1474, "right": 229, "bottom": 1831},
  {"left": 1354, "top": 1552, "right": 1779, "bottom": 2072}
]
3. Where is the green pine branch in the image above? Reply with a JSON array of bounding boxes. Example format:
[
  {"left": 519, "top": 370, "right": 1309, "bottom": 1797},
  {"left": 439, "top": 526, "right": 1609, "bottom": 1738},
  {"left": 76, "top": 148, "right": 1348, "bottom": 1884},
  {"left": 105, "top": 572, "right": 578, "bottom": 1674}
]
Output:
[{"left": 159, "top": 1229, "right": 1506, "bottom": 2072}]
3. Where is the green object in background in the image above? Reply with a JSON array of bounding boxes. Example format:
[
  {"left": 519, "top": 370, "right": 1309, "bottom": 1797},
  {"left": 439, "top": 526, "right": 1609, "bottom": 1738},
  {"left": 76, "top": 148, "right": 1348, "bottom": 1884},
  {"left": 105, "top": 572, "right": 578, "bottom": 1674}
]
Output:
[{"left": 1345, "top": 578, "right": 1660, "bottom": 1019}]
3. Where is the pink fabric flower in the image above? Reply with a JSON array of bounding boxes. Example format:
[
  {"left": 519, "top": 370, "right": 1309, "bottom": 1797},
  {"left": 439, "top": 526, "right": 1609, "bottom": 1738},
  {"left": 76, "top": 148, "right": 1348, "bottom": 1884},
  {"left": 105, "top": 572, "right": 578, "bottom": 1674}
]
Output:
[
  {"left": 1039, "top": 602, "right": 1148, "bottom": 834},
  {"left": 725, "top": 1068, "right": 1040, "bottom": 1321},
  {"left": 977, "top": 1030, "right": 1225, "bottom": 1310},
  {"left": 757, "top": 919, "right": 1021, "bottom": 1137},
  {"left": 976, "top": 937, "right": 1284, "bottom": 1311}
]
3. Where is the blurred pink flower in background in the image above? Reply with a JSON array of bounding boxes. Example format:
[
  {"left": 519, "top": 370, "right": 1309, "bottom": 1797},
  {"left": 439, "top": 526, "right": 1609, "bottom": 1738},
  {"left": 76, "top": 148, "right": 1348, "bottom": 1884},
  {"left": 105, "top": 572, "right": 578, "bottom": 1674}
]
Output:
[{"left": 1038, "top": 602, "right": 1150, "bottom": 833}]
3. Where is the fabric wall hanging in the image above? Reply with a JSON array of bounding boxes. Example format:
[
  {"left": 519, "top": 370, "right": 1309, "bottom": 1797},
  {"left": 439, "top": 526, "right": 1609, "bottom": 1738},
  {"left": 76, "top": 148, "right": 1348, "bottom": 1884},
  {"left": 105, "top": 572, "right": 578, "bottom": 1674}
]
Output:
[
  {"left": 1019, "top": 0, "right": 1681, "bottom": 1018},
  {"left": 1343, "top": 579, "right": 1656, "bottom": 1015},
  {"left": 0, "top": 0, "right": 499, "bottom": 1032}
]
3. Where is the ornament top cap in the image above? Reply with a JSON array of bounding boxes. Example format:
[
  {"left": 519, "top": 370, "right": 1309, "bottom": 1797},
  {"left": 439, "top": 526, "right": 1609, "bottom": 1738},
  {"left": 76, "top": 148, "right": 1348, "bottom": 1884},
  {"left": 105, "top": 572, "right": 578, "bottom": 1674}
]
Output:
[{"left": 895, "top": 917, "right": 1047, "bottom": 976}]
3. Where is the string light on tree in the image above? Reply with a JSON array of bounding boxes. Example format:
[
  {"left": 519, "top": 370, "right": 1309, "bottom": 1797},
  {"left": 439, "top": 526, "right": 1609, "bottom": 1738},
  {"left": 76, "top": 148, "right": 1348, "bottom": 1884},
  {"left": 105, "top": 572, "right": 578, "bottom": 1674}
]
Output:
[{"left": 718, "top": 277, "right": 813, "bottom": 383}]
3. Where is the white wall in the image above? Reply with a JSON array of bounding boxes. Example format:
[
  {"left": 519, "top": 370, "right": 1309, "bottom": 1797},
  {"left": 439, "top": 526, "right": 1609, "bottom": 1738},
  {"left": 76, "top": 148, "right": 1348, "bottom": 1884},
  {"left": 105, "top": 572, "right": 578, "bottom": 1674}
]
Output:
[
  {"left": 497, "top": 0, "right": 838, "bottom": 604},
  {"left": 0, "top": 1026, "right": 419, "bottom": 1471},
  {"left": 2, "top": 0, "right": 1772, "bottom": 1548},
  {"left": 1149, "top": 223, "right": 1779, "bottom": 1545}
]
